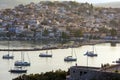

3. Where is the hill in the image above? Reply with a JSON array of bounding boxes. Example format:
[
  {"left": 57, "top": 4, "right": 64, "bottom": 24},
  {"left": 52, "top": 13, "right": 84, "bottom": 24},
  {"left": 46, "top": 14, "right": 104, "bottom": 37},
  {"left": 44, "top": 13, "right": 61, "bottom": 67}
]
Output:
[{"left": 1, "top": 0, "right": 120, "bottom": 9}]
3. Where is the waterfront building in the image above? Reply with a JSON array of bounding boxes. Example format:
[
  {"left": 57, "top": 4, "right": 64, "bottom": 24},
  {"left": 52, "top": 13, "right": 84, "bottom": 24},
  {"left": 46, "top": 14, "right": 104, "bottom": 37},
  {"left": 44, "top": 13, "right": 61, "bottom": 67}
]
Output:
[
  {"left": 67, "top": 66, "right": 100, "bottom": 80},
  {"left": 67, "top": 65, "right": 120, "bottom": 80}
]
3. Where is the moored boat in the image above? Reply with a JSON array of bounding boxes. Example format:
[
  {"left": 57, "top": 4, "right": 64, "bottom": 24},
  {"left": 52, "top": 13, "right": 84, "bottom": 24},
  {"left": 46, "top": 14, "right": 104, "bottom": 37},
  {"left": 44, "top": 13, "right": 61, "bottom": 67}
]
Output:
[
  {"left": 84, "top": 51, "right": 97, "bottom": 57},
  {"left": 64, "top": 56, "right": 77, "bottom": 62},
  {"left": 39, "top": 49, "right": 52, "bottom": 57},
  {"left": 39, "top": 53, "right": 52, "bottom": 57},
  {"left": 14, "top": 61, "right": 30, "bottom": 66},
  {"left": 9, "top": 67, "right": 27, "bottom": 73},
  {"left": 3, "top": 54, "right": 14, "bottom": 59},
  {"left": 84, "top": 45, "right": 98, "bottom": 57},
  {"left": 2, "top": 39, "right": 14, "bottom": 59},
  {"left": 14, "top": 51, "right": 30, "bottom": 66},
  {"left": 64, "top": 48, "right": 77, "bottom": 62}
]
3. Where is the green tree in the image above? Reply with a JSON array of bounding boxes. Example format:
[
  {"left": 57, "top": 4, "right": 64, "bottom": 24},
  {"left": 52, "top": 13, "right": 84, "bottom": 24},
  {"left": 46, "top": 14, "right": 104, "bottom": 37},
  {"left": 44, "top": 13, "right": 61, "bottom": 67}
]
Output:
[
  {"left": 98, "top": 27, "right": 109, "bottom": 33},
  {"left": 43, "top": 29, "right": 49, "bottom": 36},
  {"left": 110, "top": 20, "right": 119, "bottom": 27},
  {"left": 110, "top": 28, "right": 117, "bottom": 37},
  {"left": 13, "top": 70, "right": 67, "bottom": 80},
  {"left": 74, "top": 29, "right": 83, "bottom": 37},
  {"left": 61, "top": 32, "right": 69, "bottom": 39}
]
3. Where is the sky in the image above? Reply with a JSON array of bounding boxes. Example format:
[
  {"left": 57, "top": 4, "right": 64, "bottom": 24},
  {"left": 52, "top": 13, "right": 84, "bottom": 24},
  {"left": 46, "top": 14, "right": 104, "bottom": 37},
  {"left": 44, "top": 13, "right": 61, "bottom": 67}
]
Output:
[
  {"left": 77, "top": 0, "right": 120, "bottom": 3},
  {"left": 59, "top": 0, "right": 120, "bottom": 3}
]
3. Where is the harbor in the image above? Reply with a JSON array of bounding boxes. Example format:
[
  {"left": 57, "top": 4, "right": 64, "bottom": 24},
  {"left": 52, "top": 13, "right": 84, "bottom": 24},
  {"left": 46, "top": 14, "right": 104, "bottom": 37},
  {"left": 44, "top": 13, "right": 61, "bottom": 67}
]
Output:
[{"left": 0, "top": 41, "right": 120, "bottom": 80}]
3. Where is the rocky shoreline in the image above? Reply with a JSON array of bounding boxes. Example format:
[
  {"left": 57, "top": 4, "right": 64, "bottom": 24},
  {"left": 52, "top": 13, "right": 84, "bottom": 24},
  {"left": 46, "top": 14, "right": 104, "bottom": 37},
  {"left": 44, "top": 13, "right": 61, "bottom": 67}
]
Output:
[{"left": 0, "top": 39, "right": 118, "bottom": 51}]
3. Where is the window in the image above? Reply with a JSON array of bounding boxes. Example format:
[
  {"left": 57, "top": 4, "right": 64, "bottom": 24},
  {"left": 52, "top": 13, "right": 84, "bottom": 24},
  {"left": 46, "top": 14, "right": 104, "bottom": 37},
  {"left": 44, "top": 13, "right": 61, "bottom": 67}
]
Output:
[
  {"left": 80, "top": 71, "right": 82, "bottom": 76},
  {"left": 84, "top": 72, "right": 87, "bottom": 74},
  {"left": 73, "top": 70, "right": 75, "bottom": 73}
]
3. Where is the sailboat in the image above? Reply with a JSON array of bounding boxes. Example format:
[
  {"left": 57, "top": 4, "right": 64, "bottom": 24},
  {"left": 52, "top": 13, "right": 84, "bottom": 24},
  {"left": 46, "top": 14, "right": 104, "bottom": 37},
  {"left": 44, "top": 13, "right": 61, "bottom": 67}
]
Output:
[
  {"left": 64, "top": 48, "right": 77, "bottom": 62},
  {"left": 3, "top": 54, "right": 14, "bottom": 59},
  {"left": 9, "top": 66, "right": 27, "bottom": 73},
  {"left": 84, "top": 45, "right": 97, "bottom": 57},
  {"left": 14, "top": 51, "right": 30, "bottom": 66},
  {"left": 2, "top": 39, "right": 14, "bottom": 59},
  {"left": 39, "top": 50, "right": 52, "bottom": 57}
]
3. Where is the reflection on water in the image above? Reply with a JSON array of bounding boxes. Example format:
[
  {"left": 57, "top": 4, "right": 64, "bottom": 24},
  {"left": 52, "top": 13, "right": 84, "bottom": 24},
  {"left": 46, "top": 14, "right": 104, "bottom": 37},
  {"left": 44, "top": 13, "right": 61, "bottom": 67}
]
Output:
[{"left": 0, "top": 41, "right": 120, "bottom": 80}]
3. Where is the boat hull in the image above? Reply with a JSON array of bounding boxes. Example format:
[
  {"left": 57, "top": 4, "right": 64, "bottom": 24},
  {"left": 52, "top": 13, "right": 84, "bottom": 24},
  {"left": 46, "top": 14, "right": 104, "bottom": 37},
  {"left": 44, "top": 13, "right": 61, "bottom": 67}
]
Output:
[
  {"left": 39, "top": 54, "right": 52, "bottom": 57},
  {"left": 2, "top": 55, "right": 14, "bottom": 59},
  {"left": 84, "top": 51, "right": 97, "bottom": 57},
  {"left": 64, "top": 58, "right": 77, "bottom": 62},
  {"left": 64, "top": 56, "right": 77, "bottom": 62},
  {"left": 9, "top": 69, "right": 27, "bottom": 73},
  {"left": 14, "top": 61, "right": 30, "bottom": 66}
]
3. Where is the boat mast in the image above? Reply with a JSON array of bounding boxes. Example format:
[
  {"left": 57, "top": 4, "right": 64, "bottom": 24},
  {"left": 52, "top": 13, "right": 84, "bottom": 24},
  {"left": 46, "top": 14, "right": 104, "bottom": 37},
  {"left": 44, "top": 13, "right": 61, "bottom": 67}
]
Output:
[
  {"left": 71, "top": 48, "right": 73, "bottom": 57},
  {"left": 8, "top": 38, "right": 10, "bottom": 55},
  {"left": 50, "top": 49, "right": 52, "bottom": 55},
  {"left": 86, "top": 56, "right": 89, "bottom": 70},
  {"left": 27, "top": 52, "right": 30, "bottom": 63},
  {"left": 21, "top": 51, "right": 24, "bottom": 62},
  {"left": 73, "top": 48, "right": 77, "bottom": 58},
  {"left": 93, "top": 45, "right": 94, "bottom": 53},
  {"left": 46, "top": 50, "right": 48, "bottom": 54}
]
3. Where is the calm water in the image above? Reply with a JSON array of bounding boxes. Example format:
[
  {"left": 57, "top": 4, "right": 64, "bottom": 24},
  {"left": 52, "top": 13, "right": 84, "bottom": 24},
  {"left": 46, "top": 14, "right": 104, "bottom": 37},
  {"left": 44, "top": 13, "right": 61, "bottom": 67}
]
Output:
[{"left": 0, "top": 41, "right": 120, "bottom": 80}]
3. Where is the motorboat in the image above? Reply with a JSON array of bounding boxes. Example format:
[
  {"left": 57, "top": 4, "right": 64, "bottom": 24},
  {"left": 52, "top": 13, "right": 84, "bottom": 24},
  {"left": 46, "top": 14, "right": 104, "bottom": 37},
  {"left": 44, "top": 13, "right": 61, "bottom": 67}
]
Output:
[{"left": 64, "top": 56, "right": 77, "bottom": 62}]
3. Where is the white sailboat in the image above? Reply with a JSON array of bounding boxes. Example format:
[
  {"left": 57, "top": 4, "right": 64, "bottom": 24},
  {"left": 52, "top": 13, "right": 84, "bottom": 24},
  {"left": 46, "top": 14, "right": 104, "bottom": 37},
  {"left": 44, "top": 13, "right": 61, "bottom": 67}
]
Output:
[
  {"left": 84, "top": 45, "right": 97, "bottom": 57},
  {"left": 14, "top": 51, "right": 30, "bottom": 66},
  {"left": 39, "top": 50, "right": 52, "bottom": 57},
  {"left": 64, "top": 48, "right": 77, "bottom": 62},
  {"left": 3, "top": 54, "right": 14, "bottom": 59},
  {"left": 2, "top": 40, "right": 14, "bottom": 59}
]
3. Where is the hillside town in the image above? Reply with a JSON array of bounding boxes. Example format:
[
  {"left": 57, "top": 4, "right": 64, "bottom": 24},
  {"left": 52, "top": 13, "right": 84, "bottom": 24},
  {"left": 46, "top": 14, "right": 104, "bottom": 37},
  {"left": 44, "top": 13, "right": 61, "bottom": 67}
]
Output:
[
  {"left": 0, "top": 1, "right": 119, "bottom": 41},
  {"left": 1, "top": 1, "right": 120, "bottom": 80}
]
